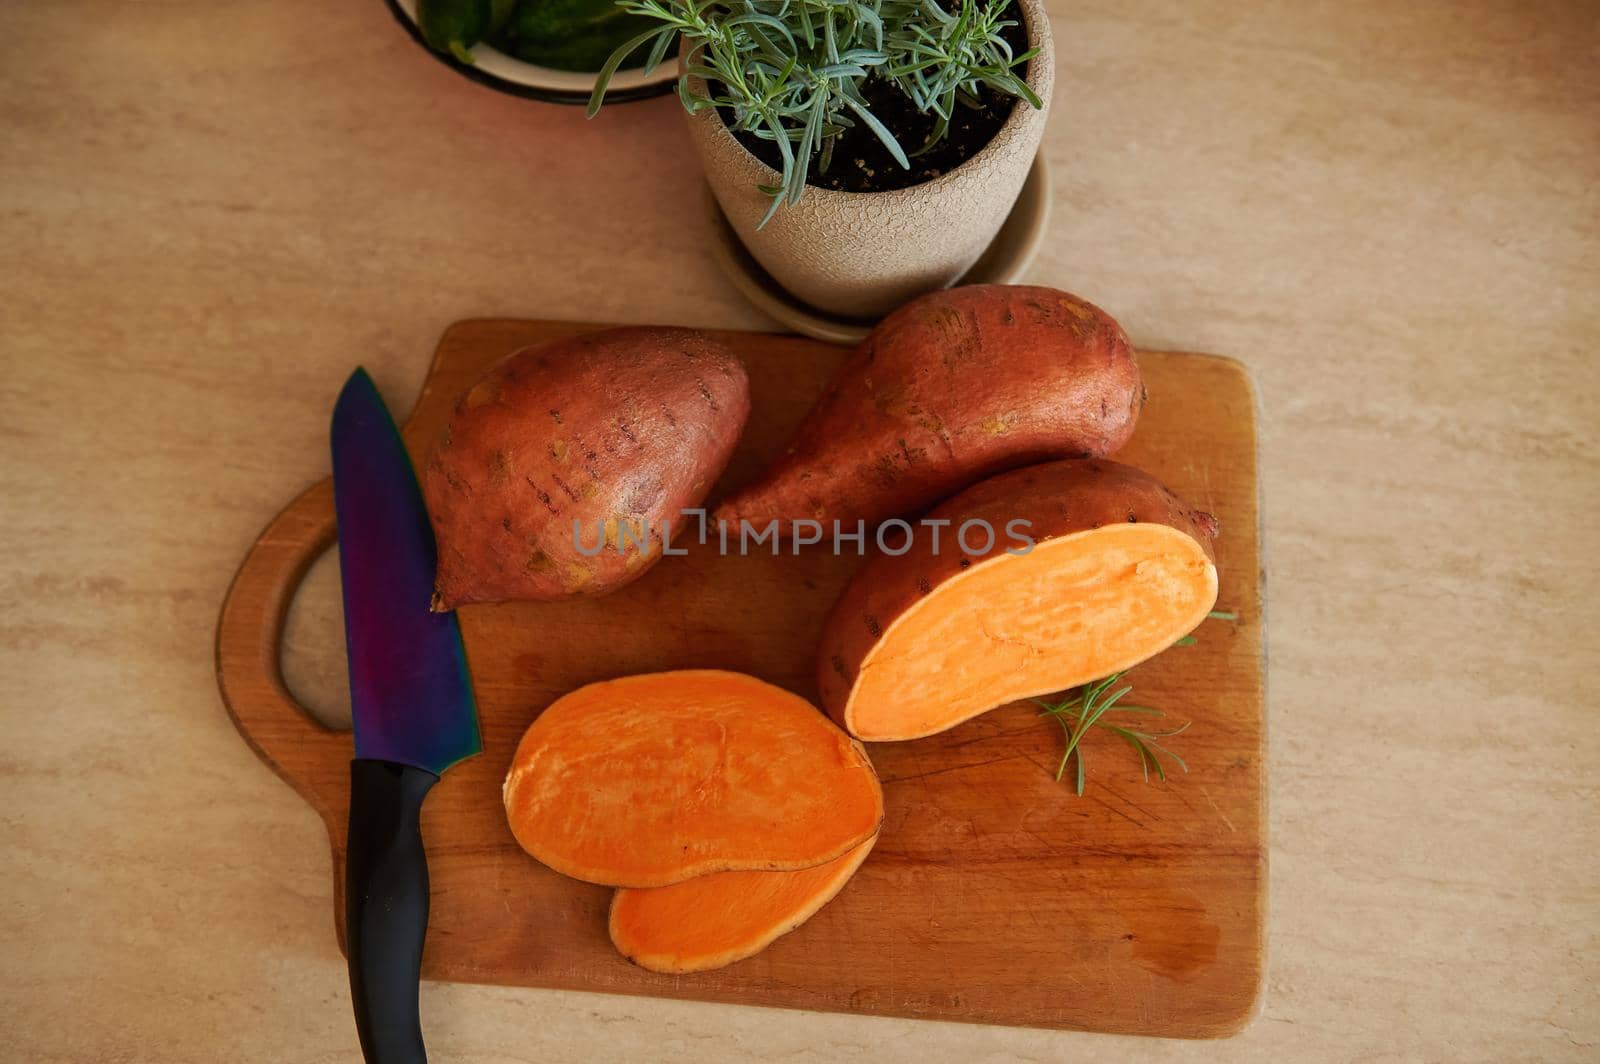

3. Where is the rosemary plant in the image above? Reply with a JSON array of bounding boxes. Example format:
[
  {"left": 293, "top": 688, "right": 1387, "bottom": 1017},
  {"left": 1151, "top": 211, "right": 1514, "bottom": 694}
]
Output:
[{"left": 588, "top": 0, "right": 1041, "bottom": 224}]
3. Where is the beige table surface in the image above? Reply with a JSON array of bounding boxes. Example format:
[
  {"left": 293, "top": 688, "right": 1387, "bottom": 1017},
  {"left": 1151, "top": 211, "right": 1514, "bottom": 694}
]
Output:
[{"left": 4, "top": 1, "right": 1596, "bottom": 1060}]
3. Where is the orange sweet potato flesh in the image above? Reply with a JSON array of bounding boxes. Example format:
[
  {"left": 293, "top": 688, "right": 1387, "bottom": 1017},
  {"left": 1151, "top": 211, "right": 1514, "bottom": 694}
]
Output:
[
  {"left": 715, "top": 285, "right": 1142, "bottom": 535},
  {"left": 817, "top": 460, "right": 1219, "bottom": 742},
  {"left": 503, "top": 670, "right": 884, "bottom": 887},
  {"left": 609, "top": 836, "right": 876, "bottom": 973},
  {"left": 425, "top": 327, "right": 749, "bottom": 608}
]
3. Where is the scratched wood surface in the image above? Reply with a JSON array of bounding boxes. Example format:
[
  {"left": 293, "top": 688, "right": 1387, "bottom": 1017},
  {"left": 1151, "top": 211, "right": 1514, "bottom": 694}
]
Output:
[{"left": 214, "top": 318, "right": 1264, "bottom": 1037}]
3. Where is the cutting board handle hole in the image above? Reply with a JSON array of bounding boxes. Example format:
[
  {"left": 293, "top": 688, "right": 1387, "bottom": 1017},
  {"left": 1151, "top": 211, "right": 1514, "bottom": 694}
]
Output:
[{"left": 280, "top": 543, "right": 353, "bottom": 732}]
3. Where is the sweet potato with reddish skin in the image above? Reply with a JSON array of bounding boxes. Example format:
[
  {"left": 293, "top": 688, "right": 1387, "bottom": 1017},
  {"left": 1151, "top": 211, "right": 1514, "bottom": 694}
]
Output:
[
  {"left": 424, "top": 327, "right": 749, "bottom": 608},
  {"left": 716, "top": 285, "right": 1143, "bottom": 535},
  {"left": 609, "top": 836, "right": 876, "bottom": 973},
  {"left": 817, "top": 460, "right": 1219, "bottom": 742},
  {"left": 503, "top": 670, "right": 883, "bottom": 888}
]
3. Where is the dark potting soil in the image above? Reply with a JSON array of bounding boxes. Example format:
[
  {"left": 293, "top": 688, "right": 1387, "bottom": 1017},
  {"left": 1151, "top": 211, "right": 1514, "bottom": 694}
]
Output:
[{"left": 722, "top": 3, "right": 1031, "bottom": 193}]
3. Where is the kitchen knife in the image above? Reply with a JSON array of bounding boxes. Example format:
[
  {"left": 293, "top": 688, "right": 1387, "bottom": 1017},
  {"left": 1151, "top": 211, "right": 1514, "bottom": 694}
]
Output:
[{"left": 331, "top": 368, "right": 481, "bottom": 1064}]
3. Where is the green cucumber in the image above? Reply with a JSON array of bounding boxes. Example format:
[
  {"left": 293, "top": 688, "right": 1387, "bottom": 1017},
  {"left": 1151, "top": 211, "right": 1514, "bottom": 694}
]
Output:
[
  {"left": 502, "top": 0, "right": 612, "bottom": 43},
  {"left": 418, "top": 0, "right": 492, "bottom": 63},
  {"left": 491, "top": 0, "right": 672, "bottom": 73}
]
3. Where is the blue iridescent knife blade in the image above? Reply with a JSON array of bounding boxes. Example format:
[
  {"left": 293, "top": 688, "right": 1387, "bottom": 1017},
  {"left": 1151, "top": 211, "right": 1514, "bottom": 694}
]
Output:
[
  {"left": 331, "top": 367, "right": 479, "bottom": 1064},
  {"left": 331, "top": 368, "right": 480, "bottom": 774}
]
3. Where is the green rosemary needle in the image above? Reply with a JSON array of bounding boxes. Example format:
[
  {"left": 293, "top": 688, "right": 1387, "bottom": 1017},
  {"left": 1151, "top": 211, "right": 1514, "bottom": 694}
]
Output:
[{"left": 1030, "top": 609, "right": 1236, "bottom": 794}]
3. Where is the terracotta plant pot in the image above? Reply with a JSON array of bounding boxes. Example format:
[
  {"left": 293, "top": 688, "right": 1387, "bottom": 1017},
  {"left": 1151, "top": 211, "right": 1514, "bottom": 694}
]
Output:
[{"left": 683, "top": 0, "right": 1055, "bottom": 321}]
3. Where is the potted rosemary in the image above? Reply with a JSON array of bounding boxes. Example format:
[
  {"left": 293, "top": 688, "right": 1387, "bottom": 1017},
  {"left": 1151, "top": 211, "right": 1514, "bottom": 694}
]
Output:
[{"left": 590, "top": 0, "right": 1053, "bottom": 319}]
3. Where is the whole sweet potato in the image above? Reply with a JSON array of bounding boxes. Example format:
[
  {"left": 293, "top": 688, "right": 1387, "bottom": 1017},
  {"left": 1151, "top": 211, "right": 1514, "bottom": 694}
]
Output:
[
  {"left": 817, "top": 459, "right": 1218, "bottom": 742},
  {"left": 716, "top": 285, "right": 1143, "bottom": 535},
  {"left": 424, "top": 327, "right": 749, "bottom": 608}
]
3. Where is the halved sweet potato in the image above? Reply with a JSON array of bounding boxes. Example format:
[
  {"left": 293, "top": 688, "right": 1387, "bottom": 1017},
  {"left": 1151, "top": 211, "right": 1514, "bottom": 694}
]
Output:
[
  {"left": 609, "top": 836, "right": 876, "bottom": 973},
  {"left": 817, "top": 460, "right": 1219, "bottom": 742},
  {"left": 503, "top": 670, "right": 883, "bottom": 887},
  {"left": 715, "top": 285, "right": 1143, "bottom": 535}
]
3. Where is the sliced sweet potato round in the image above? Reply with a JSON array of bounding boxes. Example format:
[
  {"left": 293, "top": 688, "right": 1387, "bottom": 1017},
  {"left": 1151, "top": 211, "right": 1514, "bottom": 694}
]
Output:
[
  {"left": 609, "top": 835, "right": 876, "bottom": 973},
  {"left": 817, "top": 459, "right": 1219, "bottom": 742},
  {"left": 503, "top": 670, "right": 883, "bottom": 887}
]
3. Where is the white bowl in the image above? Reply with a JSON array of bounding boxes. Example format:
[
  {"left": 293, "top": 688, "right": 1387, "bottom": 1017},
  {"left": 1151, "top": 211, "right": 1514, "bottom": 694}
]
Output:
[{"left": 385, "top": 0, "right": 676, "bottom": 104}]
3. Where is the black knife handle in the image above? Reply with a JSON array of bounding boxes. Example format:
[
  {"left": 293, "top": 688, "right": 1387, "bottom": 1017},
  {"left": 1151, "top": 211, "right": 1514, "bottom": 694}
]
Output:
[{"left": 346, "top": 759, "right": 439, "bottom": 1064}]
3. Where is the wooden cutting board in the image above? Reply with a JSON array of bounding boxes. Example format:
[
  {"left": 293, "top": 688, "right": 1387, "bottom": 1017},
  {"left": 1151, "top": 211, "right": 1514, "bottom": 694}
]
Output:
[{"left": 216, "top": 319, "right": 1265, "bottom": 1038}]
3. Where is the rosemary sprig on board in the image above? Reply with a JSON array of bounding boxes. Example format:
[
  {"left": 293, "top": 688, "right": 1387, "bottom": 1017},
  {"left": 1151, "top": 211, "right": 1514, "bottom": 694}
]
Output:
[{"left": 1031, "top": 610, "right": 1237, "bottom": 795}]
